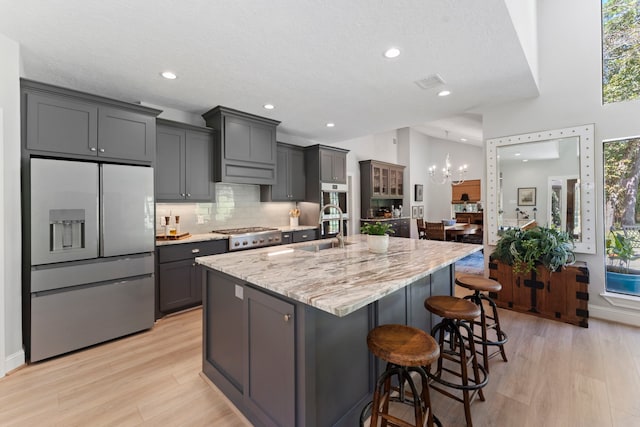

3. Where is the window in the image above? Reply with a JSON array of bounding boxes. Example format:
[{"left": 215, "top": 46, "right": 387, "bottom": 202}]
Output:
[
  {"left": 604, "top": 137, "right": 640, "bottom": 296},
  {"left": 602, "top": 0, "right": 640, "bottom": 104}
]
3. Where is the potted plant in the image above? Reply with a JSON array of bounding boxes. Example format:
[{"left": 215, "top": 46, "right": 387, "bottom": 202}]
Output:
[
  {"left": 488, "top": 226, "right": 589, "bottom": 327},
  {"left": 491, "top": 226, "right": 575, "bottom": 274},
  {"left": 605, "top": 230, "right": 640, "bottom": 293},
  {"left": 360, "top": 222, "right": 394, "bottom": 253}
]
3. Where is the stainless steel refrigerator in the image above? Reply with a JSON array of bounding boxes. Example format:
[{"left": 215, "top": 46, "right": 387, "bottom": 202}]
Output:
[{"left": 28, "top": 158, "right": 155, "bottom": 362}]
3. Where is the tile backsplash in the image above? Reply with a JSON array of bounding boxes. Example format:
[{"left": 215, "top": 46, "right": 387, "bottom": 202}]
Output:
[{"left": 157, "top": 183, "right": 298, "bottom": 234}]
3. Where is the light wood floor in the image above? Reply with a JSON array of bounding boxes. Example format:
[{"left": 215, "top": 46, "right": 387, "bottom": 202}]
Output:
[{"left": 2, "top": 302, "right": 640, "bottom": 427}]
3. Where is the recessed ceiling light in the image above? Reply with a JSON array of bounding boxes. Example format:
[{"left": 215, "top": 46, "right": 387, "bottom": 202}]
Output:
[
  {"left": 460, "top": 138, "right": 468, "bottom": 142},
  {"left": 161, "top": 71, "right": 177, "bottom": 80},
  {"left": 326, "top": 123, "right": 335, "bottom": 128},
  {"left": 437, "top": 90, "right": 451, "bottom": 97},
  {"left": 383, "top": 47, "right": 401, "bottom": 59},
  {"left": 522, "top": 159, "right": 529, "bottom": 162},
  {"left": 263, "top": 104, "right": 275, "bottom": 110},
  {"left": 515, "top": 152, "right": 521, "bottom": 156}
]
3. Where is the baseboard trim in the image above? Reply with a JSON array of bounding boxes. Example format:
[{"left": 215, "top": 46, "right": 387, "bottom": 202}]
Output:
[
  {"left": 590, "top": 304, "right": 640, "bottom": 327},
  {"left": 3, "top": 349, "right": 26, "bottom": 376}
]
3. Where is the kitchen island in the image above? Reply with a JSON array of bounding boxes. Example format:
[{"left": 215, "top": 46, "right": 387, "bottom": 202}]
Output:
[{"left": 196, "top": 235, "right": 481, "bottom": 427}]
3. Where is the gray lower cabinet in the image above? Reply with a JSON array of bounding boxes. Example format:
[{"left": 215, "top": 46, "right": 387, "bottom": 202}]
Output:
[
  {"left": 22, "top": 79, "right": 160, "bottom": 162},
  {"left": 244, "top": 286, "right": 296, "bottom": 427},
  {"left": 157, "top": 240, "right": 227, "bottom": 315},
  {"left": 360, "top": 219, "right": 410, "bottom": 238},
  {"left": 156, "top": 120, "right": 214, "bottom": 201},
  {"left": 203, "top": 264, "right": 455, "bottom": 427},
  {"left": 292, "top": 229, "right": 318, "bottom": 243},
  {"left": 281, "top": 231, "right": 293, "bottom": 244},
  {"left": 202, "top": 106, "right": 280, "bottom": 185}
]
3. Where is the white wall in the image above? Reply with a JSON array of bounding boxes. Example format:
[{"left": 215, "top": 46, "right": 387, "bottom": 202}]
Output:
[
  {"left": 425, "top": 137, "right": 484, "bottom": 221},
  {"left": 0, "top": 32, "right": 23, "bottom": 375},
  {"left": 483, "top": 0, "right": 640, "bottom": 326}
]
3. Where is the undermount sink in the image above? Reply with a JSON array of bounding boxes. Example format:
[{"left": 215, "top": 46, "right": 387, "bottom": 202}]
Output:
[{"left": 298, "top": 241, "right": 353, "bottom": 252}]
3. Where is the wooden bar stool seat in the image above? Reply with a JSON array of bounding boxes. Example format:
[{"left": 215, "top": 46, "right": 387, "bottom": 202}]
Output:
[
  {"left": 424, "top": 296, "right": 488, "bottom": 427},
  {"left": 362, "top": 324, "right": 441, "bottom": 427},
  {"left": 455, "top": 274, "right": 509, "bottom": 373}
]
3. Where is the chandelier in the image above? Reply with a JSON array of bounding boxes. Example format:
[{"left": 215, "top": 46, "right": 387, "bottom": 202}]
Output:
[{"left": 428, "top": 153, "right": 468, "bottom": 185}]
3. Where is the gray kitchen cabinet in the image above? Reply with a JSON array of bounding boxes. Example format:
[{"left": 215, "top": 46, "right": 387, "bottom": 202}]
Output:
[
  {"left": 156, "top": 239, "right": 227, "bottom": 316},
  {"left": 204, "top": 269, "right": 244, "bottom": 393},
  {"left": 202, "top": 106, "right": 280, "bottom": 185},
  {"left": 292, "top": 229, "right": 318, "bottom": 243},
  {"left": 281, "top": 231, "right": 293, "bottom": 244},
  {"left": 260, "top": 143, "right": 306, "bottom": 202},
  {"left": 97, "top": 107, "right": 155, "bottom": 162},
  {"left": 203, "top": 270, "right": 295, "bottom": 427},
  {"left": 244, "top": 286, "right": 296, "bottom": 427},
  {"left": 156, "top": 119, "right": 214, "bottom": 202},
  {"left": 22, "top": 79, "right": 160, "bottom": 163},
  {"left": 304, "top": 144, "right": 349, "bottom": 202},
  {"left": 318, "top": 146, "right": 347, "bottom": 183}
]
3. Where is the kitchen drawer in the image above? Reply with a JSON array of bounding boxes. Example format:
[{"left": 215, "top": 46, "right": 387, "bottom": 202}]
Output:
[
  {"left": 281, "top": 231, "right": 293, "bottom": 244},
  {"left": 158, "top": 239, "right": 227, "bottom": 263},
  {"left": 292, "top": 229, "right": 318, "bottom": 243}
]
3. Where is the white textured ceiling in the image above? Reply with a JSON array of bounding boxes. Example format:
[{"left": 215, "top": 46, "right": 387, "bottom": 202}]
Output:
[{"left": 0, "top": 0, "right": 538, "bottom": 145}]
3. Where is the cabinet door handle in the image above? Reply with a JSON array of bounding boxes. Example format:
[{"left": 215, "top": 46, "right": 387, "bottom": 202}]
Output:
[
  {"left": 301, "top": 234, "right": 308, "bottom": 238},
  {"left": 192, "top": 248, "right": 200, "bottom": 254},
  {"left": 89, "top": 147, "right": 97, "bottom": 152},
  {"left": 99, "top": 148, "right": 105, "bottom": 153},
  {"left": 187, "top": 193, "right": 191, "bottom": 197},
  {"left": 284, "top": 314, "right": 292, "bottom": 322}
]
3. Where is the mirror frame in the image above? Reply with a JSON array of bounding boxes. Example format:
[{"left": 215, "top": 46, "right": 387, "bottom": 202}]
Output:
[{"left": 486, "top": 124, "right": 596, "bottom": 253}]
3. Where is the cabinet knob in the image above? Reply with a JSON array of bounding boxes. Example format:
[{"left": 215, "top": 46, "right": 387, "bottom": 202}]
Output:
[
  {"left": 89, "top": 147, "right": 97, "bottom": 152},
  {"left": 99, "top": 148, "right": 105, "bottom": 153},
  {"left": 284, "top": 314, "right": 292, "bottom": 322},
  {"left": 187, "top": 193, "right": 191, "bottom": 197},
  {"left": 192, "top": 263, "right": 196, "bottom": 267},
  {"left": 181, "top": 193, "right": 186, "bottom": 197}
]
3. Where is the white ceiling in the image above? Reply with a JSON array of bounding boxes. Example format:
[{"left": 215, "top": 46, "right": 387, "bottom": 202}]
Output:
[{"left": 0, "top": 0, "right": 538, "bottom": 145}]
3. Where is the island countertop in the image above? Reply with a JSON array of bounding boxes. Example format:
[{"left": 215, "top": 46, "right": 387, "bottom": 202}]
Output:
[{"left": 196, "top": 235, "right": 481, "bottom": 317}]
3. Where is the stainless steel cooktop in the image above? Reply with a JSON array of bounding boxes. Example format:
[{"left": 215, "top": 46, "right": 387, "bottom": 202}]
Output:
[{"left": 211, "top": 227, "right": 281, "bottom": 251}]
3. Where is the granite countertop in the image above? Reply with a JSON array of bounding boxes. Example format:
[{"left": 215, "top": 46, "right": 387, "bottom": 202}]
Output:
[
  {"left": 155, "top": 225, "right": 319, "bottom": 246},
  {"left": 196, "top": 234, "right": 481, "bottom": 317}
]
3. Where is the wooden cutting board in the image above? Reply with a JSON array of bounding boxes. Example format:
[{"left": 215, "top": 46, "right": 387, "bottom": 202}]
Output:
[{"left": 156, "top": 232, "right": 191, "bottom": 240}]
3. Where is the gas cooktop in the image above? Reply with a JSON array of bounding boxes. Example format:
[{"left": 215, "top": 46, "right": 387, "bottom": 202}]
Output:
[{"left": 211, "top": 227, "right": 281, "bottom": 250}]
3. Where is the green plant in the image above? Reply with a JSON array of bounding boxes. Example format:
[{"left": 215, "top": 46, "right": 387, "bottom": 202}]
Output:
[
  {"left": 606, "top": 230, "right": 638, "bottom": 273},
  {"left": 491, "top": 226, "right": 575, "bottom": 274},
  {"left": 360, "top": 222, "right": 394, "bottom": 236}
]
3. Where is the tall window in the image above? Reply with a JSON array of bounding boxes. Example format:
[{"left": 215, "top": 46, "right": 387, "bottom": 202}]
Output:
[
  {"left": 604, "top": 137, "right": 640, "bottom": 296},
  {"left": 602, "top": 0, "right": 640, "bottom": 104}
]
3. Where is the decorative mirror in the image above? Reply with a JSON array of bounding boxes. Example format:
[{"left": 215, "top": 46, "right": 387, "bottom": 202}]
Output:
[{"left": 486, "top": 124, "right": 596, "bottom": 253}]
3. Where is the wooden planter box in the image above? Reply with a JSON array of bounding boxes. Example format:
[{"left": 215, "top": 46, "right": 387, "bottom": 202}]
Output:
[{"left": 487, "top": 259, "right": 589, "bottom": 328}]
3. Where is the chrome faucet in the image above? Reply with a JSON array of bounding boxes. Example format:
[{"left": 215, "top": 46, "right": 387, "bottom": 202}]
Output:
[{"left": 318, "top": 203, "right": 344, "bottom": 248}]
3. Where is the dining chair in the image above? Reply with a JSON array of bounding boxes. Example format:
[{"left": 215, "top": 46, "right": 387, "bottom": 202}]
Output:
[
  {"left": 417, "top": 218, "right": 427, "bottom": 240},
  {"left": 425, "top": 222, "right": 446, "bottom": 241}
]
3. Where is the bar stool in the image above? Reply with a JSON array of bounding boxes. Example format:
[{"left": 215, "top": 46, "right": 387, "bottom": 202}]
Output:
[
  {"left": 362, "top": 324, "right": 441, "bottom": 427},
  {"left": 455, "top": 274, "right": 508, "bottom": 373},
  {"left": 425, "top": 296, "right": 488, "bottom": 427}
]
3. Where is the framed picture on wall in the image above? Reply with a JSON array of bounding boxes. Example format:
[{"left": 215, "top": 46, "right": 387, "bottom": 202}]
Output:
[
  {"left": 517, "top": 187, "right": 536, "bottom": 206},
  {"left": 418, "top": 206, "right": 424, "bottom": 218},
  {"left": 412, "top": 206, "right": 419, "bottom": 218},
  {"left": 415, "top": 184, "right": 423, "bottom": 202}
]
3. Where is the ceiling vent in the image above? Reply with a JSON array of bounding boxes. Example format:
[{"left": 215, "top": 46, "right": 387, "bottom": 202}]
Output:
[{"left": 414, "top": 74, "right": 446, "bottom": 90}]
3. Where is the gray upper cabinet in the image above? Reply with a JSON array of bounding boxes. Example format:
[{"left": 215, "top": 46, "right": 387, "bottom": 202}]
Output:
[
  {"left": 304, "top": 144, "right": 349, "bottom": 202},
  {"left": 22, "top": 79, "right": 160, "bottom": 163},
  {"left": 97, "top": 107, "right": 155, "bottom": 162},
  {"left": 156, "top": 119, "right": 213, "bottom": 202},
  {"left": 319, "top": 148, "right": 347, "bottom": 183},
  {"left": 25, "top": 92, "right": 98, "bottom": 155},
  {"left": 261, "top": 143, "right": 306, "bottom": 201},
  {"left": 202, "top": 106, "right": 280, "bottom": 185}
]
